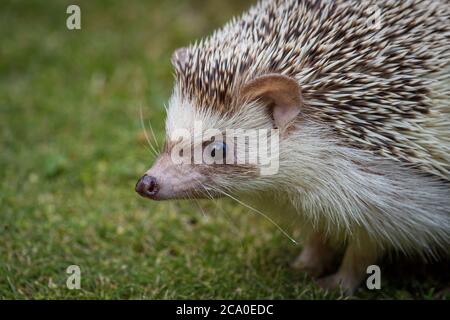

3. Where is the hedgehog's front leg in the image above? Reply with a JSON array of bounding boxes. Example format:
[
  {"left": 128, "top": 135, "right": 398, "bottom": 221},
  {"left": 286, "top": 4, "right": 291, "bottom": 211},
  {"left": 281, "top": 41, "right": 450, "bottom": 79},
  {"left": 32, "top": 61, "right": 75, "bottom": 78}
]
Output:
[
  {"left": 291, "top": 231, "right": 337, "bottom": 277},
  {"left": 316, "top": 237, "right": 379, "bottom": 296}
]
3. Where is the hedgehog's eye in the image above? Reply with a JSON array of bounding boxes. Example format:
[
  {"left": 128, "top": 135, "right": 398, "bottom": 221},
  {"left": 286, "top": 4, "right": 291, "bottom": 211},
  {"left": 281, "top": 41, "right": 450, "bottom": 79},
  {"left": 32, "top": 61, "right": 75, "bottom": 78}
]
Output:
[{"left": 204, "top": 141, "right": 227, "bottom": 164}]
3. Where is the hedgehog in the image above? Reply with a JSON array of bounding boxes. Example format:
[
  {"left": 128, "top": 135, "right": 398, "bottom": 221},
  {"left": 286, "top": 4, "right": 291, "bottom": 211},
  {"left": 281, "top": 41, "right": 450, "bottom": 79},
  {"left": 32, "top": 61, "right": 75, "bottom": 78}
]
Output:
[{"left": 135, "top": 0, "right": 450, "bottom": 294}]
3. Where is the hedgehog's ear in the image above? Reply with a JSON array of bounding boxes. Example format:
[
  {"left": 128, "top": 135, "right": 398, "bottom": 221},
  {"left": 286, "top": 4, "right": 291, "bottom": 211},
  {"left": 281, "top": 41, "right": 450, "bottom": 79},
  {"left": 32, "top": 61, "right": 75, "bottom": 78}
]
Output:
[
  {"left": 171, "top": 47, "right": 188, "bottom": 70},
  {"left": 241, "top": 74, "right": 303, "bottom": 129}
]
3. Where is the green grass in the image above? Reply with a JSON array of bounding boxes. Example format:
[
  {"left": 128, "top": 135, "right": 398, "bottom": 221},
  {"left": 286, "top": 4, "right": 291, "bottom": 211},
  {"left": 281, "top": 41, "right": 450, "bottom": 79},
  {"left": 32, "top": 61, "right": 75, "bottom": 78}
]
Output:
[{"left": 0, "top": 0, "right": 448, "bottom": 299}]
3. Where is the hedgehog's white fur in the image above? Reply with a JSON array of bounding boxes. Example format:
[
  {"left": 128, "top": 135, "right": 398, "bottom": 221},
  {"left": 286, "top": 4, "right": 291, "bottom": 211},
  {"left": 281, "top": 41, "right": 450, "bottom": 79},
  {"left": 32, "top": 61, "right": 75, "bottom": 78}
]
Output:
[{"left": 166, "top": 88, "right": 450, "bottom": 258}]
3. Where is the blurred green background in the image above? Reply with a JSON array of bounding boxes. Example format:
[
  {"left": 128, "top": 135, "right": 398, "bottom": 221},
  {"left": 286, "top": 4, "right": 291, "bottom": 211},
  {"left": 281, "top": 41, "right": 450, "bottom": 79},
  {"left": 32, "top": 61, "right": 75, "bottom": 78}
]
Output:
[{"left": 0, "top": 0, "right": 448, "bottom": 299}]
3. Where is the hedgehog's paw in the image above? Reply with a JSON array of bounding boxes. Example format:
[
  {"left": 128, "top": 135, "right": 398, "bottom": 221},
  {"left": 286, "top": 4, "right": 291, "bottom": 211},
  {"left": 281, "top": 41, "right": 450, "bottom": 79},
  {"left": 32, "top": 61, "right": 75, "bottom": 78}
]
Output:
[
  {"left": 315, "top": 273, "right": 340, "bottom": 291},
  {"left": 315, "top": 273, "right": 359, "bottom": 296},
  {"left": 291, "top": 251, "right": 330, "bottom": 277},
  {"left": 291, "top": 235, "right": 335, "bottom": 277},
  {"left": 316, "top": 236, "right": 379, "bottom": 296}
]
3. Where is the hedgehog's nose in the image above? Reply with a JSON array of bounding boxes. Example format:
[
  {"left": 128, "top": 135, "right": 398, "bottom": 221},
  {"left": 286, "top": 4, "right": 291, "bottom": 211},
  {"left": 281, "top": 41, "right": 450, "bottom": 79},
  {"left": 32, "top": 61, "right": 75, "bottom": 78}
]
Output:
[{"left": 135, "top": 175, "right": 159, "bottom": 199}]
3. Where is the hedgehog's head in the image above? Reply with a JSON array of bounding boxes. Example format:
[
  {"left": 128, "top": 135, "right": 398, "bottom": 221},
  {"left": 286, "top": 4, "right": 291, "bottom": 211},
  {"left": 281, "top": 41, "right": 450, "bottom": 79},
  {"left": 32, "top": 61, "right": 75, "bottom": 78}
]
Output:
[{"left": 136, "top": 49, "right": 305, "bottom": 201}]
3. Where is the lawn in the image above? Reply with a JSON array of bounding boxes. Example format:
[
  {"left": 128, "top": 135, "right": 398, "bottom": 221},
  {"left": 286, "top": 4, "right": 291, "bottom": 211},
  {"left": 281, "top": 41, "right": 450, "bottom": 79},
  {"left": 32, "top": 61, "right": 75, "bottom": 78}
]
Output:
[{"left": 0, "top": 0, "right": 448, "bottom": 299}]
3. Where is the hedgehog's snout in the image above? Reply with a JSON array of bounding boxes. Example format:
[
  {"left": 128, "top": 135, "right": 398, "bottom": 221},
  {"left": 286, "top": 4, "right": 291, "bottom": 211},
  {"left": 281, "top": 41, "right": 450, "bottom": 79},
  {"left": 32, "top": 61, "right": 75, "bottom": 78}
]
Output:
[{"left": 135, "top": 174, "right": 159, "bottom": 199}]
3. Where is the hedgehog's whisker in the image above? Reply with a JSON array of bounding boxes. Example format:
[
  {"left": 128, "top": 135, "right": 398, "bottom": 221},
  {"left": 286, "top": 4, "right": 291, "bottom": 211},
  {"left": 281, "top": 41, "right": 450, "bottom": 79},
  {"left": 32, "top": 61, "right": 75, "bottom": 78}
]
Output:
[
  {"left": 139, "top": 106, "right": 158, "bottom": 157},
  {"left": 207, "top": 185, "right": 298, "bottom": 245},
  {"left": 196, "top": 179, "right": 215, "bottom": 201},
  {"left": 193, "top": 197, "right": 207, "bottom": 218},
  {"left": 200, "top": 181, "right": 246, "bottom": 247},
  {"left": 184, "top": 190, "right": 207, "bottom": 218},
  {"left": 147, "top": 118, "right": 161, "bottom": 151},
  {"left": 190, "top": 176, "right": 214, "bottom": 218}
]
